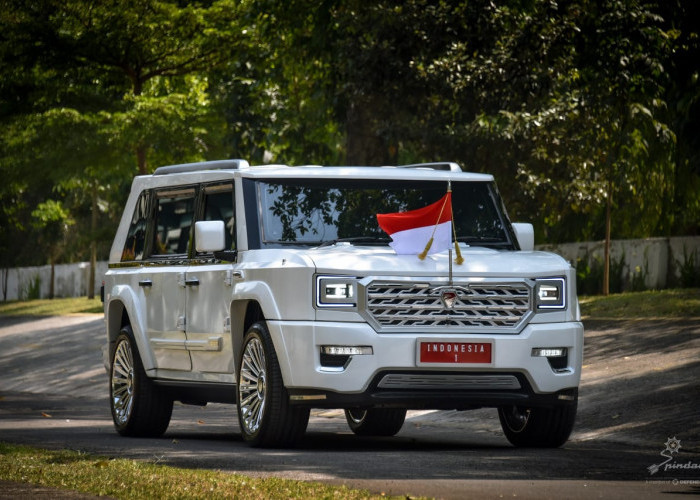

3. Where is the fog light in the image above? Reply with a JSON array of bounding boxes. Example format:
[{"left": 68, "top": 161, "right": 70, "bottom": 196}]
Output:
[
  {"left": 321, "top": 346, "right": 373, "bottom": 356},
  {"left": 532, "top": 347, "right": 567, "bottom": 358}
]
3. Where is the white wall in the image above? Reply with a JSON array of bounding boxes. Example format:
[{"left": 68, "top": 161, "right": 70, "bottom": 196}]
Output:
[
  {"left": 537, "top": 236, "right": 700, "bottom": 291},
  {"left": 1, "top": 261, "right": 109, "bottom": 301}
]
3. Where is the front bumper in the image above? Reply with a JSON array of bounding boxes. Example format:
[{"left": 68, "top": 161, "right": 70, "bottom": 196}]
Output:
[{"left": 268, "top": 319, "right": 584, "bottom": 408}]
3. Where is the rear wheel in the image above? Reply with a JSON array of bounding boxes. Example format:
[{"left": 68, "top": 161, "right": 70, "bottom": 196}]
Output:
[
  {"left": 236, "top": 321, "right": 309, "bottom": 447},
  {"left": 498, "top": 393, "right": 577, "bottom": 448},
  {"left": 344, "top": 408, "right": 407, "bottom": 436},
  {"left": 110, "top": 326, "right": 173, "bottom": 437}
]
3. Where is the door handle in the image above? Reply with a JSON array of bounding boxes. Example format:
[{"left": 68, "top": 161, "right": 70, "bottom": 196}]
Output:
[
  {"left": 184, "top": 278, "right": 199, "bottom": 287},
  {"left": 138, "top": 280, "right": 153, "bottom": 288}
]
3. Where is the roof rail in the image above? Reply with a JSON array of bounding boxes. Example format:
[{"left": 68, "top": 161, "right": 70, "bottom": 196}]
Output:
[
  {"left": 400, "top": 162, "right": 462, "bottom": 172},
  {"left": 153, "top": 159, "right": 249, "bottom": 176}
]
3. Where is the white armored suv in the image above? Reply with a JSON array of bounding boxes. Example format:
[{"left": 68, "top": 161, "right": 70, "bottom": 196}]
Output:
[{"left": 102, "top": 159, "right": 583, "bottom": 448}]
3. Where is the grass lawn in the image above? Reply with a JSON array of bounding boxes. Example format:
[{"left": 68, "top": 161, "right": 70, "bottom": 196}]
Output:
[
  {"left": 578, "top": 288, "right": 700, "bottom": 319},
  {"left": 0, "top": 443, "right": 393, "bottom": 500},
  {"left": 0, "top": 296, "right": 103, "bottom": 316}
]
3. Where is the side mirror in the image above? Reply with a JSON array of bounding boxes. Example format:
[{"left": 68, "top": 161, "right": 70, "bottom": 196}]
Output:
[
  {"left": 512, "top": 223, "right": 534, "bottom": 251},
  {"left": 195, "top": 220, "right": 225, "bottom": 253}
]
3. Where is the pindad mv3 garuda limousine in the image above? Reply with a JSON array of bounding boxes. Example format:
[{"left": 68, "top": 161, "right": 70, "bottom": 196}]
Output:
[{"left": 102, "top": 159, "right": 583, "bottom": 448}]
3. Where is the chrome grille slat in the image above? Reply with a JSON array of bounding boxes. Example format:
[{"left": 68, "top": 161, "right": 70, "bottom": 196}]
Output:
[
  {"left": 363, "top": 280, "right": 532, "bottom": 332},
  {"left": 371, "top": 313, "right": 524, "bottom": 322},
  {"left": 370, "top": 303, "right": 528, "bottom": 312}
]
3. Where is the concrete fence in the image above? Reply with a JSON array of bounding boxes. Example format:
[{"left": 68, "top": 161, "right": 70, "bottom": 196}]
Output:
[
  {"left": 538, "top": 236, "right": 700, "bottom": 293},
  {"left": 1, "top": 236, "right": 699, "bottom": 301},
  {"left": 1, "top": 262, "right": 109, "bottom": 302}
]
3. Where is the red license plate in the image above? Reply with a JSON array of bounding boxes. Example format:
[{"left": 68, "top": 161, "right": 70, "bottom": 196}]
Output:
[{"left": 419, "top": 341, "right": 492, "bottom": 364}]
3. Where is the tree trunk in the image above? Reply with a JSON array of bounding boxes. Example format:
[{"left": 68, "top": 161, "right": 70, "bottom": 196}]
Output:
[
  {"left": 49, "top": 258, "right": 55, "bottom": 300},
  {"left": 603, "top": 180, "right": 612, "bottom": 296},
  {"left": 136, "top": 145, "right": 148, "bottom": 175},
  {"left": 345, "top": 98, "right": 393, "bottom": 165},
  {"left": 88, "top": 181, "right": 98, "bottom": 299},
  {"left": 1, "top": 268, "right": 7, "bottom": 302}
]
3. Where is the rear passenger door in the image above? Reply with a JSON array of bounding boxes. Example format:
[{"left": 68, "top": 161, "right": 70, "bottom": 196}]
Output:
[{"left": 185, "top": 183, "right": 236, "bottom": 378}]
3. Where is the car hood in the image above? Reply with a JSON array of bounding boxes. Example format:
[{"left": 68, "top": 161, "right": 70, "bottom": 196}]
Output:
[{"left": 303, "top": 244, "right": 570, "bottom": 278}]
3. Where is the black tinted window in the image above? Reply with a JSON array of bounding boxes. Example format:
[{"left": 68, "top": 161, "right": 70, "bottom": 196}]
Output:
[
  {"left": 152, "top": 189, "right": 196, "bottom": 256},
  {"left": 256, "top": 179, "right": 512, "bottom": 248},
  {"left": 202, "top": 185, "right": 235, "bottom": 252}
]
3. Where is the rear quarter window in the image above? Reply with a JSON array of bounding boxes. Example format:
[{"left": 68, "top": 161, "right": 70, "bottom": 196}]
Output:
[{"left": 121, "top": 191, "right": 150, "bottom": 261}]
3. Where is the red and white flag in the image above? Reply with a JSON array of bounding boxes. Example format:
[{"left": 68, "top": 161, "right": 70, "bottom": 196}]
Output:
[{"left": 377, "top": 193, "right": 452, "bottom": 256}]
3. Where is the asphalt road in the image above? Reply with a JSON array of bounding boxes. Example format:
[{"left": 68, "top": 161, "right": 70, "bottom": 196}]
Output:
[{"left": 1, "top": 314, "right": 699, "bottom": 499}]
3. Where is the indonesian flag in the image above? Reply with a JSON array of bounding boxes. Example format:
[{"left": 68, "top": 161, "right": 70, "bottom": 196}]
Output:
[{"left": 377, "top": 193, "right": 452, "bottom": 256}]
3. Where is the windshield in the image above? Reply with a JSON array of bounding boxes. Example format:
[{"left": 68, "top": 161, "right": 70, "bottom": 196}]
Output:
[{"left": 254, "top": 178, "right": 515, "bottom": 249}]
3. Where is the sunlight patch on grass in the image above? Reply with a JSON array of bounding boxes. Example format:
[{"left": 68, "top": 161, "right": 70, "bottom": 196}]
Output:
[
  {"left": 579, "top": 288, "right": 700, "bottom": 319},
  {"left": 0, "top": 297, "right": 103, "bottom": 316},
  {"left": 0, "top": 443, "right": 401, "bottom": 500}
]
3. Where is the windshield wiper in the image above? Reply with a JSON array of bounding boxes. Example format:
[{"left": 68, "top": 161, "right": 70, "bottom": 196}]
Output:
[
  {"left": 455, "top": 236, "right": 511, "bottom": 248},
  {"left": 316, "top": 236, "right": 390, "bottom": 248}
]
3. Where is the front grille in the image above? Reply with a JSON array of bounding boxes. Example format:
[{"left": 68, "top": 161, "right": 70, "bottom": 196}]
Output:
[{"left": 362, "top": 281, "right": 531, "bottom": 333}]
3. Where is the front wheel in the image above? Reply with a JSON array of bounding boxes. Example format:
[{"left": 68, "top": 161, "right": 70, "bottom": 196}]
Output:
[
  {"left": 344, "top": 408, "right": 407, "bottom": 436},
  {"left": 110, "top": 327, "right": 173, "bottom": 437},
  {"left": 498, "top": 393, "right": 577, "bottom": 448},
  {"left": 236, "top": 321, "right": 309, "bottom": 447}
]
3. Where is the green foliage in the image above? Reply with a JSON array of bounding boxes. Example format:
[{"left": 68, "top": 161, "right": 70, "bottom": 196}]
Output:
[
  {"left": 0, "top": 0, "right": 242, "bottom": 267},
  {"left": 630, "top": 262, "right": 650, "bottom": 292},
  {"left": 31, "top": 200, "right": 73, "bottom": 229},
  {"left": 0, "top": 0, "right": 699, "bottom": 270},
  {"left": 21, "top": 275, "right": 41, "bottom": 301},
  {"left": 676, "top": 246, "right": 700, "bottom": 288},
  {"left": 576, "top": 252, "right": 626, "bottom": 295}
]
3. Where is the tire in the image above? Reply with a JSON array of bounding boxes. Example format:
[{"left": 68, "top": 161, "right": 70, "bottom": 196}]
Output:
[
  {"left": 236, "top": 321, "right": 310, "bottom": 447},
  {"left": 498, "top": 393, "right": 577, "bottom": 448},
  {"left": 110, "top": 326, "right": 173, "bottom": 437},
  {"left": 344, "top": 408, "right": 407, "bottom": 437}
]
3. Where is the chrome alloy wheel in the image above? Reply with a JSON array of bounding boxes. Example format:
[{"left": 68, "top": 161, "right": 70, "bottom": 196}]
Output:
[
  {"left": 238, "top": 337, "right": 267, "bottom": 434},
  {"left": 111, "top": 338, "right": 135, "bottom": 426},
  {"left": 346, "top": 408, "right": 367, "bottom": 425}
]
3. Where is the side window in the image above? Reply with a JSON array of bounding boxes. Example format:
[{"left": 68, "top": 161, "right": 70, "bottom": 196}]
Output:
[
  {"left": 121, "top": 191, "right": 150, "bottom": 262},
  {"left": 152, "top": 188, "right": 196, "bottom": 256},
  {"left": 201, "top": 184, "right": 235, "bottom": 252}
]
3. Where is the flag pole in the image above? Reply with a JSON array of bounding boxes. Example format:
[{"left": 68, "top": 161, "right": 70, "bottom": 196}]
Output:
[
  {"left": 449, "top": 248, "right": 453, "bottom": 285},
  {"left": 447, "top": 181, "right": 464, "bottom": 265}
]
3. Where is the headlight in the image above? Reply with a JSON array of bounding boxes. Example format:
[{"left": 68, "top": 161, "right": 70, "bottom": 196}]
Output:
[
  {"left": 316, "top": 276, "right": 357, "bottom": 308},
  {"left": 535, "top": 278, "right": 566, "bottom": 309}
]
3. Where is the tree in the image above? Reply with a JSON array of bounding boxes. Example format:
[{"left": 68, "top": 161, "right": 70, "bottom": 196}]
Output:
[
  {"left": 655, "top": 0, "right": 700, "bottom": 237},
  {"left": 0, "top": 0, "right": 243, "bottom": 279},
  {"left": 11, "top": 0, "right": 242, "bottom": 174},
  {"left": 31, "top": 200, "right": 74, "bottom": 298}
]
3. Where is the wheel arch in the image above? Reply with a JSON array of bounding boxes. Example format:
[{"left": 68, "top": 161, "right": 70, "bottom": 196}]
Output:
[
  {"left": 230, "top": 299, "right": 265, "bottom": 380},
  {"left": 105, "top": 286, "right": 155, "bottom": 371}
]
